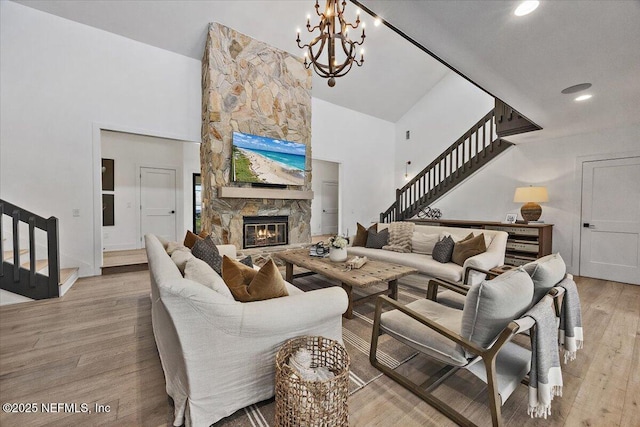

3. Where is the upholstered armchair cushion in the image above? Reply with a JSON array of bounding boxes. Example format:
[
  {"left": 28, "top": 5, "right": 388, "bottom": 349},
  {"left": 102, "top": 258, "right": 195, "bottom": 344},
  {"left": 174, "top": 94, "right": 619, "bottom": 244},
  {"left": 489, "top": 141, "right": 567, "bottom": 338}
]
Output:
[
  {"left": 381, "top": 298, "right": 468, "bottom": 366},
  {"left": 524, "top": 253, "right": 567, "bottom": 304},
  {"left": 460, "top": 268, "right": 534, "bottom": 356}
]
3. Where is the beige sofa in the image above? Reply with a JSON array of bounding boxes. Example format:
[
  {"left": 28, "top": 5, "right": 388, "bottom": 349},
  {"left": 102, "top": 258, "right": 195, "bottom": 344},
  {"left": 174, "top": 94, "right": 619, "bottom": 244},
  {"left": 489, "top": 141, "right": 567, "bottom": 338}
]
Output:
[
  {"left": 348, "top": 223, "right": 508, "bottom": 287},
  {"left": 145, "top": 234, "right": 348, "bottom": 427}
]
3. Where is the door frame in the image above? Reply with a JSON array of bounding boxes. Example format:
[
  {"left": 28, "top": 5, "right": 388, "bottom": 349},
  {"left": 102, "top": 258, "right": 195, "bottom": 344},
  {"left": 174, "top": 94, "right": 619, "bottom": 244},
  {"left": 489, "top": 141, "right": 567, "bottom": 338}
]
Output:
[
  {"left": 572, "top": 150, "right": 640, "bottom": 276},
  {"left": 137, "top": 164, "right": 181, "bottom": 248},
  {"left": 92, "top": 122, "right": 199, "bottom": 276},
  {"left": 312, "top": 156, "right": 343, "bottom": 235}
]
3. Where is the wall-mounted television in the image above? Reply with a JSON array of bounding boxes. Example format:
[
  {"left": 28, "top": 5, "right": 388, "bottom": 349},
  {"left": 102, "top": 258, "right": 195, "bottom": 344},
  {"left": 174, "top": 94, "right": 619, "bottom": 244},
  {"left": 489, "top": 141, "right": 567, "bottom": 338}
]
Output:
[{"left": 232, "top": 131, "right": 306, "bottom": 186}]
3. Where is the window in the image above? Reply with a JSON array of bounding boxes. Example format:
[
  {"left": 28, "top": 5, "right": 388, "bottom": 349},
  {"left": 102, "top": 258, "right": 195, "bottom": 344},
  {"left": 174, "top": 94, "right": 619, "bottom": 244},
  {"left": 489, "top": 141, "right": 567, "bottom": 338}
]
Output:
[{"left": 193, "top": 173, "right": 202, "bottom": 234}]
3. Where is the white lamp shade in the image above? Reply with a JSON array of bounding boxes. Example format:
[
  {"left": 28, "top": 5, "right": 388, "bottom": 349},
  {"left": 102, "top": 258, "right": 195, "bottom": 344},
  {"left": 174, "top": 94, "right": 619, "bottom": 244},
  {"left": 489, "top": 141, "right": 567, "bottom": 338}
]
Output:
[{"left": 514, "top": 186, "right": 548, "bottom": 203}]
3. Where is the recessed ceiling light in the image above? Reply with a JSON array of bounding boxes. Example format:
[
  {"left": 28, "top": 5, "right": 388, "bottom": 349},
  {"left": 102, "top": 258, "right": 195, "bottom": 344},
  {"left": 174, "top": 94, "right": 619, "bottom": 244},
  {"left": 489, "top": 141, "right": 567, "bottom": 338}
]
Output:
[
  {"left": 575, "top": 94, "right": 593, "bottom": 102},
  {"left": 514, "top": 1, "right": 540, "bottom": 17},
  {"left": 561, "top": 83, "right": 592, "bottom": 94}
]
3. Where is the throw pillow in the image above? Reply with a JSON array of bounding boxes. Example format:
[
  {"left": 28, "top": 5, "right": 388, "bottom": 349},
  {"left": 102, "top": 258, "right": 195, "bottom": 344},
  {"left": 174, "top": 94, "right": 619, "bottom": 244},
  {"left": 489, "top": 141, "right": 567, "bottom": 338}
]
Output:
[
  {"left": 432, "top": 235, "right": 455, "bottom": 263},
  {"left": 156, "top": 235, "right": 170, "bottom": 250},
  {"left": 238, "top": 256, "right": 253, "bottom": 268},
  {"left": 166, "top": 241, "right": 188, "bottom": 255},
  {"left": 353, "top": 223, "right": 376, "bottom": 247},
  {"left": 192, "top": 236, "right": 223, "bottom": 275},
  {"left": 183, "top": 230, "right": 211, "bottom": 249},
  {"left": 383, "top": 221, "right": 415, "bottom": 253},
  {"left": 222, "top": 256, "right": 288, "bottom": 302},
  {"left": 171, "top": 250, "right": 194, "bottom": 274},
  {"left": 411, "top": 232, "right": 440, "bottom": 255},
  {"left": 451, "top": 233, "right": 487, "bottom": 266},
  {"left": 525, "top": 253, "right": 566, "bottom": 305},
  {"left": 460, "top": 268, "right": 534, "bottom": 357},
  {"left": 366, "top": 228, "right": 389, "bottom": 249},
  {"left": 184, "top": 257, "right": 234, "bottom": 300}
]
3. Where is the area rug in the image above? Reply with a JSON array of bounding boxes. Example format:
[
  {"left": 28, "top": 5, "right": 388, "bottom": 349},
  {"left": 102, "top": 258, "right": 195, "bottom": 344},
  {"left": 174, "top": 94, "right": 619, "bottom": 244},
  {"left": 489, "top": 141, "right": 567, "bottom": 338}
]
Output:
[{"left": 212, "top": 275, "right": 425, "bottom": 427}]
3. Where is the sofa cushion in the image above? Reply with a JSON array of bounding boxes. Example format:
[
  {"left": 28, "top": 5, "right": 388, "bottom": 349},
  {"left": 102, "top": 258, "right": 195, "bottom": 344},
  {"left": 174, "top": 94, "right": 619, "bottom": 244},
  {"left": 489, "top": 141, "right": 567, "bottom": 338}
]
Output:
[
  {"left": 238, "top": 256, "right": 253, "bottom": 268},
  {"left": 383, "top": 221, "right": 415, "bottom": 253},
  {"left": 171, "top": 249, "right": 194, "bottom": 274},
  {"left": 432, "top": 235, "right": 455, "bottom": 263},
  {"left": 366, "top": 228, "right": 389, "bottom": 249},
  {"left": 381, "top": 298, "right": 468, "bottom": 366},
  {"left": 460, "top": 268, "right": 534, "bottom": 356},
  {"left": 353, "top": 223, "right": 376, "bottom": 247},
  {"left": 192, "top": 236, "right": 223, "bottom": 274},
  {"left": 347, "top": 246, "right": 464, "bottom": 283},
  {"left": 222, "top": 256, "right": 289, "bottom": 302},
  {"left": 183, "top": 229, "right": 210, "bottom": 249},
  {"left": 524, "top": 253, "right": 566, "bottom": 305},
  {"left": 452, "top": 233, "right": 487, "bottom": 266},
  {"left": 184, "top": 257, "right": 234, "bottom": 299},
  {"left": 443, "top": 230, "right": 493, "bottom": 248},
  {"left": 412, "top": 232, "right": 440, "bottom": 255}
]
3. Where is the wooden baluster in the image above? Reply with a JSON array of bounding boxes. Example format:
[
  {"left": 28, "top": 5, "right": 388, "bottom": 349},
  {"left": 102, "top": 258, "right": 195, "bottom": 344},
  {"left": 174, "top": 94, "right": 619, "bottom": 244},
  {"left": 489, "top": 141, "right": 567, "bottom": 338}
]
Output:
[
  {"left": 12, "top": 210, "right": 20, "bottom": 282},
  {"left": 29, "top": 217, "right": 36, "bottom": 288},
  {"left": 482, "top": 121, "right": 487, "bottom": 157}
]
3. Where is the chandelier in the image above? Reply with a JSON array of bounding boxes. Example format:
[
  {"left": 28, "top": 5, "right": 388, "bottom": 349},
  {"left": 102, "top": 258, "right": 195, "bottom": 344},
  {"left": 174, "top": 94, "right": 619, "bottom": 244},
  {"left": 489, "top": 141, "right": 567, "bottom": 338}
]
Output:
[{"left": 296, "top": 0, "right": 366, "bottom": 87}]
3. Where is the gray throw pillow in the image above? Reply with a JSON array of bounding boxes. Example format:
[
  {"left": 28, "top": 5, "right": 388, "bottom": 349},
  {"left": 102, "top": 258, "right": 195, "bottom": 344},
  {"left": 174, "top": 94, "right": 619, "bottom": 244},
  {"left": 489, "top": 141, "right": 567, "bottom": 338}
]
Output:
[
  {"left": 525, "top": 253, "right": 566, "bottom": 305},
  {"left": 239, "top": 256, "right": 253, "bottom": 268},
  {"left": 192, "top": 236, "right": 223, "bottom": 275},
  {"left": 432, "top": 235, "right": 455, "bottom": 263},
  {"left": 366, "top": 228, "right": 389, "bottom": 249},
  {"left": 460, "top": 268, "right": 534, "bottom": 357}
]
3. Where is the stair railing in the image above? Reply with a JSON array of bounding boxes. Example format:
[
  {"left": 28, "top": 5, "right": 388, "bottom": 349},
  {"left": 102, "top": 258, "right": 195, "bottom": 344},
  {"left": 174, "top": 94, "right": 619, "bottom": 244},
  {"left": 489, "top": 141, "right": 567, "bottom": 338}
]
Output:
[
  {"left": 0, "top": 199, "right": 60, "bottom": 299},
  {"left": 381, "top": 110, "right": 502, "bottom": 222}
]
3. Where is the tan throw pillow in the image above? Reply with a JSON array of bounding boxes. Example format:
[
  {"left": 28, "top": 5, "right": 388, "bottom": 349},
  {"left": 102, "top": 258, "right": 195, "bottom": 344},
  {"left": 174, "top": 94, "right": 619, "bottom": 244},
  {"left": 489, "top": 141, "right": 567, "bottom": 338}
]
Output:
[
  {"left": 166, "top": 241, "right": 189, "bottom": 255},
  {"left": 184, "top": 257, "right": 233, "bottom": 299},
  {"left": 451, "top": 233, "right": 487, "bottom": 266},
  {"left": 412, "top": 232, "right": 440, "bottom": 255},
  {"left": 383, "top": 221, "right": 415, "bottom": 253},
  {"left": 353, "top": 223, "right": 376, "bottom": 247},
  {"left": 184, "top": 230, "right": 201, "bottom": 249},
  {"left": 221, "top": 256, "right": 289, "bottom": 302},
  {"left": 171, "top": 250, "right": 194, "bottom": 274}
]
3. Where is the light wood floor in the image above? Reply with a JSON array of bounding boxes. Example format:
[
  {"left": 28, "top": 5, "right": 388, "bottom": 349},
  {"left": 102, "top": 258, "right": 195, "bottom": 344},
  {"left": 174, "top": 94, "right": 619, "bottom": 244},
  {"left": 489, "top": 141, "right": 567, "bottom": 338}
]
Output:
[{"left": 0, "top": 273, "right": 638, "bottom": 426}]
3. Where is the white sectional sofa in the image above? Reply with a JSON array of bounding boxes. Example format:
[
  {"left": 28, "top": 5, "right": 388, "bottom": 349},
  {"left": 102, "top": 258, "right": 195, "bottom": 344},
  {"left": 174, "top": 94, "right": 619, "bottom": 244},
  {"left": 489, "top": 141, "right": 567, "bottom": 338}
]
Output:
[
  {"left": 347, "top": 223, "right": 509, "bottom": 288},
  {"left": 145, "top": 234, "right": 348, "bottom": 427}
]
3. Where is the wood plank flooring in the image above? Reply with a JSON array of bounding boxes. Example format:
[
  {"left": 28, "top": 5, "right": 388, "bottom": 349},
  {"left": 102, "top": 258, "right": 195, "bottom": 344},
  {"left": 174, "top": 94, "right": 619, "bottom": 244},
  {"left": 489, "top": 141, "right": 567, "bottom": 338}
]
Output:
[{"left": 0, "top": 272, "right": 638, "bottom": 426}]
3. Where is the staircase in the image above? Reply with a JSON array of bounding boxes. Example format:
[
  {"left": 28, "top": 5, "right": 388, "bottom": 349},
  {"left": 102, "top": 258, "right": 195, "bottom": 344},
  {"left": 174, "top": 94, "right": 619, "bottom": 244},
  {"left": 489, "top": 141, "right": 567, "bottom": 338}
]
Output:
[
  {"left": 0, "top": 199, "right": 78, "bottom": 303},
  {"left": 381, "top": 108, "right": 517, "bottom": 222}
]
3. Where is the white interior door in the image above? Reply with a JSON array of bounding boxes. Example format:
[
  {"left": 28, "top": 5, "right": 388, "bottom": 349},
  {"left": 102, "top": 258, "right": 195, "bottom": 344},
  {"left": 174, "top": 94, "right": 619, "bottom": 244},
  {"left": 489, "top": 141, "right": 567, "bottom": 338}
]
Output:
[
  {"left": 321, "top": 181, "right": 339, "bottom": 235},
  {"left": 580, "top": 156, "right": 640, "bottom": 285},
  {"left": 140, "top": 167, "right": 177, "bottom": 245}
]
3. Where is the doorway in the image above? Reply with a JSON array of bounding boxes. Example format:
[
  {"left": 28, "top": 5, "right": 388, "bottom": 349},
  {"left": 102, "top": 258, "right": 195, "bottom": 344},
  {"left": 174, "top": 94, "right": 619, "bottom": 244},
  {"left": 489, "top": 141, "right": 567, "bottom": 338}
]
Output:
[
  {"left": 140, "top": 167, "right": 177, "bottom": 244},
  {"left": 311, "top": 159, "right": 340, "bottom": 239},
  {"left": 580, "top": 156, "right": 640, "bottom": 285}
]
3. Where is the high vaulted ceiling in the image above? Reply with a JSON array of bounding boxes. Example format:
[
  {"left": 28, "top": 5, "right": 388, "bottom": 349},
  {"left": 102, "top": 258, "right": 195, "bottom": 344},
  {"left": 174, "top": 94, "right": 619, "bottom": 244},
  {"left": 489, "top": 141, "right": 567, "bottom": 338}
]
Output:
[{"left": 12, "top": 1, "right": 640, "bottom": 141}]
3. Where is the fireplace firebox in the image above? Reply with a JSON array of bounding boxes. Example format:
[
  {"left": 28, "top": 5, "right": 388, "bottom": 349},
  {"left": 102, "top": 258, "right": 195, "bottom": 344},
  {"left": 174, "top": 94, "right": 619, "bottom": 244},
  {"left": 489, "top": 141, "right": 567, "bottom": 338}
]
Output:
[{"left": 243, "top": 216, "right": 289, "bottom": 249}]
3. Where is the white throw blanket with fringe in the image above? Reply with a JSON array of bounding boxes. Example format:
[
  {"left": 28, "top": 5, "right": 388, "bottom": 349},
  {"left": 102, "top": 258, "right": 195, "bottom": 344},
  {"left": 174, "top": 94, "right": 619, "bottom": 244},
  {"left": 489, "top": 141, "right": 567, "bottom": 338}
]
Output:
[
  {"left": 556, "top": 276, "right": 584, "bottom": 363},
  {"left": 526, "top": 296, "right": 563, "bottom": 418}
]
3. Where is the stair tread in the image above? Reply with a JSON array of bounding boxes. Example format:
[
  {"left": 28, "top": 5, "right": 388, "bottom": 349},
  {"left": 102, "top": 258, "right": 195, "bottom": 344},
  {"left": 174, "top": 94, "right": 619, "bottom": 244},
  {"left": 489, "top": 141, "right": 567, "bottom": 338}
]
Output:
[
  {"left": 3, "top": 249, "right": 28, "bottom": 261},
  {"left": 21, "top": 259, "right": 48, "bottom": 271},
  {"left": 60, "top": 268, "right": 78, "bottom": 286}
]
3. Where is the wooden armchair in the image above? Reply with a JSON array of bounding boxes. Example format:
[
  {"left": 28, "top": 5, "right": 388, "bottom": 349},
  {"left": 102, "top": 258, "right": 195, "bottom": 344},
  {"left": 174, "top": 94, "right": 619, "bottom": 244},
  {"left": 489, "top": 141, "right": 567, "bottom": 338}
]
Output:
[{"left": 370, "top": 268, "right": 563, "bottom": 427}]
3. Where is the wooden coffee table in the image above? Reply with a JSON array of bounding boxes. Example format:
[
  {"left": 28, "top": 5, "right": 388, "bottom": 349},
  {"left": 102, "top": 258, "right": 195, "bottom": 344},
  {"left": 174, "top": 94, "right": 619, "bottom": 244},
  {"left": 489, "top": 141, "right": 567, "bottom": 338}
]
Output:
[{"left": 274, "top": 249, "right": 418, "bottom": 318}]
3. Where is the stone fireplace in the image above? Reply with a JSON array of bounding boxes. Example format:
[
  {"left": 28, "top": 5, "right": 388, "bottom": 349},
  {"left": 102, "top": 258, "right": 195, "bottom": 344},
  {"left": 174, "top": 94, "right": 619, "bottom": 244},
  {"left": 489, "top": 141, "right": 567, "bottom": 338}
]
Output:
[
  {"left": 243, "top": 216, "right": 288, "bottom": 249},
  {"left": 200, "top": 22, "right": 312, "bottom": 249}
]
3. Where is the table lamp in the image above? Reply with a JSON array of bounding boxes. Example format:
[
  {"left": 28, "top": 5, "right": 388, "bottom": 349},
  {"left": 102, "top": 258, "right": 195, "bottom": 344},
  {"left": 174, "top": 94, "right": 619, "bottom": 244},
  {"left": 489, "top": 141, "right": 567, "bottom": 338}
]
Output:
[{"left": 513, "top": 186, "right": 548, "bottom": 222}]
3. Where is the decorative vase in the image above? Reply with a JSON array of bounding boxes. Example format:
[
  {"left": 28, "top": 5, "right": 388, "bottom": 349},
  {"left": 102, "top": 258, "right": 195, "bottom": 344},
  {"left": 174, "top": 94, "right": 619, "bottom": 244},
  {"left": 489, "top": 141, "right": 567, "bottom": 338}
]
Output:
[{"left": 329, "top": 247, "right": 348, "bottom": 262}]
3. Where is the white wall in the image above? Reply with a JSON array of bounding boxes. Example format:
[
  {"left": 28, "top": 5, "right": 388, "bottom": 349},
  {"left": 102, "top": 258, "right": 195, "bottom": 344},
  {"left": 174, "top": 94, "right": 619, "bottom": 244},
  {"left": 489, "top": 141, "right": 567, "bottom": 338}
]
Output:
[
  {"left": 0, "top": 2, "right": 201, "bottom": 276},
  {"left": 427, "top": 124, "right": 640, "bottom": 274},
  {"left": 310, "top": 159, "right": 339, "bottom": 236},
  {"left": 100, "top": 131, "right": 200, "bottom": 251},
  {"left": 312, "top": 98, "right": 396, "bottom": 234},
  {"left": 394, "top": 72, "right": 494, "bottom": 188}
]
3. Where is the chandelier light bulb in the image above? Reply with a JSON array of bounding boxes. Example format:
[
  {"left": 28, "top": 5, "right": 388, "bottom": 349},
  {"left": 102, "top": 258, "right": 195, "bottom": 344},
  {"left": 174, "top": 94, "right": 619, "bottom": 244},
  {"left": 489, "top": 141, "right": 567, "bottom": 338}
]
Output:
[
  {"left": 374, "top": 18, "right": 382, "bottom": 26},
  {"left": 514, "top": 0, "right": 540, "bottom": 17}
]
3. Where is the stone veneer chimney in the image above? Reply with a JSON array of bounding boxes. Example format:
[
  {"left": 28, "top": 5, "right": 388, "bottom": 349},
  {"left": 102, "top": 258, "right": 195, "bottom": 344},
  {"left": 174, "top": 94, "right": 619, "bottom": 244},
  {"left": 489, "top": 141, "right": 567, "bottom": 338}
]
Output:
[{"left": 200, "top": 23, "right": 312, "bottom": 248}]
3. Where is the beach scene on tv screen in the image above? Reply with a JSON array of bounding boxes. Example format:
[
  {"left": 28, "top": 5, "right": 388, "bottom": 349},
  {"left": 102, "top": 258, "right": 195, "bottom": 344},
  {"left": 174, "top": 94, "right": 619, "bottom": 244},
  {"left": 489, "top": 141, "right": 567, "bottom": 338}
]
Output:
[{"left": 232, "top": 132, "right": 306, "bottom": 186}]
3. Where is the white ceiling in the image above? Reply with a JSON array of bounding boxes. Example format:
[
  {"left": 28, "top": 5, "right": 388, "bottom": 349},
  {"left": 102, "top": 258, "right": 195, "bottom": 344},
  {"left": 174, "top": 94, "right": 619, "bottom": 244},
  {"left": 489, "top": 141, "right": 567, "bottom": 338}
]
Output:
[
  {"left": 12, "top": 0, "right": 450, "bottom": 123},
  {"left": 13, "top": 0, "right": 640, "bottom": 141}
]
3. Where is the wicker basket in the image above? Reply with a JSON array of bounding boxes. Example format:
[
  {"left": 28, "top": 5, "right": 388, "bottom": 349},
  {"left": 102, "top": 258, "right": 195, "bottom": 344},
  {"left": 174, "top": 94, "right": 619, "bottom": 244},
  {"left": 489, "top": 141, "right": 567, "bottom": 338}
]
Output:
[{"left": 275, "top": 336, "right": 350, "bottom": 427}]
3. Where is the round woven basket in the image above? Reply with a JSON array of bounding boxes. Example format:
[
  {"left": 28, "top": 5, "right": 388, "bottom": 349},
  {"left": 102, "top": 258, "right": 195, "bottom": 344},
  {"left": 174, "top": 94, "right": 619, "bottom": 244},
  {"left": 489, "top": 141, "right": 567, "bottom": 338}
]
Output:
[{"left": 275, "top": 336, "right": 350, "bottom": 427}]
